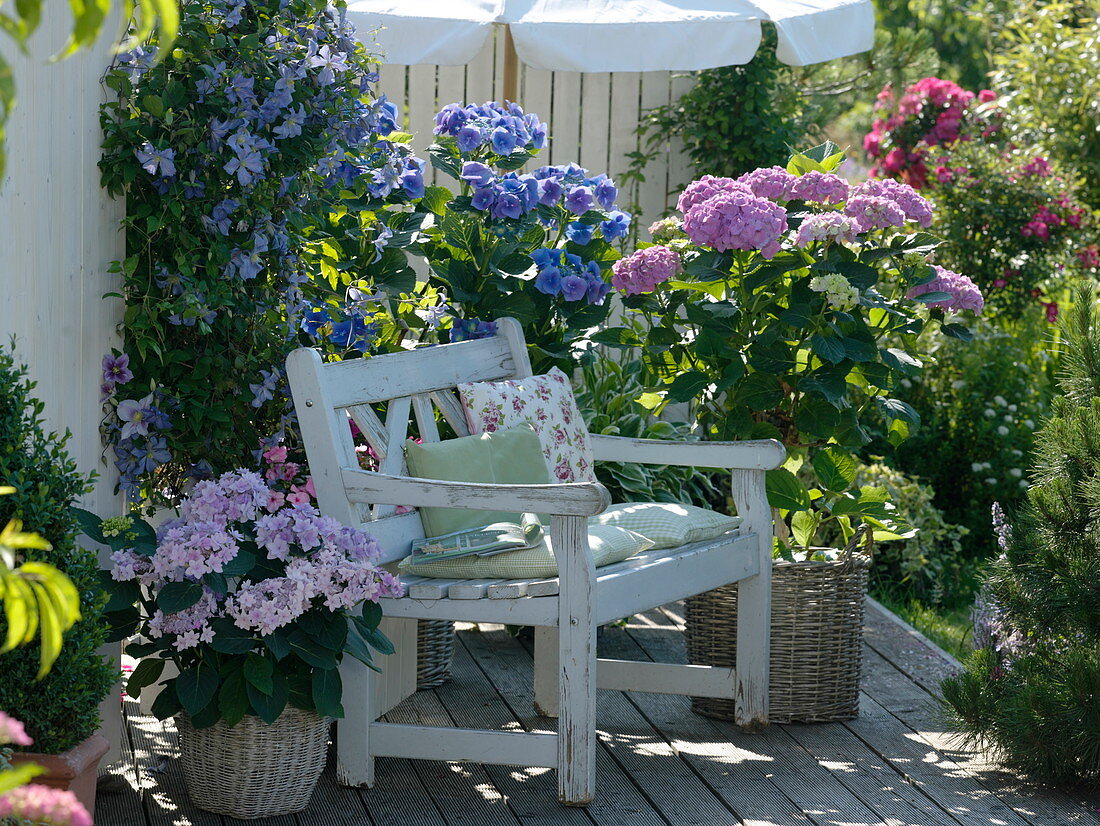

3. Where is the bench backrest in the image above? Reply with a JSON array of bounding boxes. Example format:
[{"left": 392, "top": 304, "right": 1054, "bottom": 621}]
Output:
[{"left": 286, "top": 318, "right": 535, "bottom": 564}]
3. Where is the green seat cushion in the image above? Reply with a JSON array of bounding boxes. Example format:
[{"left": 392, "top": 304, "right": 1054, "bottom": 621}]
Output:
[
  {"left": 404, "top": 424, "right": 551, "bottom": 538},
  {"left": 398, "top": 524, "right": 653, "bottom": 579},
  {"left": 590, "top": 502, "right": 742, "bottom": 550}
]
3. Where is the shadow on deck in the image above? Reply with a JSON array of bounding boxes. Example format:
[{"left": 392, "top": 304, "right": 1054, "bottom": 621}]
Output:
[{"left": 95, "top": 602, "right": 1100, "bottom": 826}]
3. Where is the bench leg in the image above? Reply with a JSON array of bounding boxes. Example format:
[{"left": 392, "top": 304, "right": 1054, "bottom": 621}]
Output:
[
  {"left": 732, "top": 468, "right": 772, "bottom": 729},
  {"left": 553, "top": 514, "right": 596, "bottom": 806},
  {"left": 336, "top": 654, "right": 378, "bottom": 787},
  {"left": 534, "top": 625, "right": 559, "bottom": 717}
]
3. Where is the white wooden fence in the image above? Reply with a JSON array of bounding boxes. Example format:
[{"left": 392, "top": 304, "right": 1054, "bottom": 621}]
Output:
[
  {"left": 375, "top": 27, "right": 697, "bottom": 232},
  {"left": 0, "top": 8, "right": 125, "bottom": 761}
]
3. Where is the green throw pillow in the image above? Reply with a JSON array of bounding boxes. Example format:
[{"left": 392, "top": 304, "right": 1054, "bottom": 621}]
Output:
[
  {"left": 590, "top": 502, "right": 742, "bottom": 549},
  {"left": 398, "top": 524, "right": 653, "bottom": 579},
  {"left": 405, "top": 424, "right": 551, "bottom": 537}
]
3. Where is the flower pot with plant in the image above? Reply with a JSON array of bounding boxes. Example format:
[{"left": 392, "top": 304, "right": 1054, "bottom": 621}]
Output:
[
  {"left": 610, "top": 144, "right": 983, "bottom": 721},
  {"left": 0, "top": 349, "right": 117, "bottom": 815},
  {"left": 78, "top": 466, "right": 402, "bottom": 819}
]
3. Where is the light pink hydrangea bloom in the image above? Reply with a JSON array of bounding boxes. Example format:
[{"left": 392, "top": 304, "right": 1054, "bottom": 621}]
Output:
[
  {"left": 682, "top": 188, "right": 787, "bottom": 258},
  {"left": 907, "top": 265, "right": 984, "bottom": 314},
  {"left": 611, "top": 246, "right": 682, "bottom": 296},
  {"left": 0, "top": 784, "right": 91, "bottom": 826}
]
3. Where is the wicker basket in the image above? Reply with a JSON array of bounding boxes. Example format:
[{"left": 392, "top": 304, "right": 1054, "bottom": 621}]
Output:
[
  {"left": 685, "top": 530, "right": 872, "bottom": 724},
  {"left": 177, "top": 708, "right": 331, "bottom": 819},
  {"left": 416, "top": 619, "right": 455, "bottom": 689}
]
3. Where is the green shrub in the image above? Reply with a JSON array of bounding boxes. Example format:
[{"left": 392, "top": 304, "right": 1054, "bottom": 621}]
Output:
[
  {"left": 0, "top": 347, "right": 117, "bottom": 754},
  {"left": 941, "top": 288, "right": 1100, "bottom": 786},
  {"left": 855, "top": 462, "right": 968, "bottom": 605},
  {"left": 892, "top": 317, "right": 1055, "bottom": 560},
  {"left": 991, "top": 3, "right": 1100, "bottom": 209}
]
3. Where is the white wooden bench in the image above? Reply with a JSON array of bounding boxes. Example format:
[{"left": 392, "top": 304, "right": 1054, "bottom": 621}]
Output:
[{"left": 287, "top": 318, "right": 784, "bottom": 806}]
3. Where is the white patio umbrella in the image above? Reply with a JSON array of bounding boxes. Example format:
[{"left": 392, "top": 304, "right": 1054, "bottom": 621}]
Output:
[{"left": 347, "top": 0, "right": 875, "bottom": 101}]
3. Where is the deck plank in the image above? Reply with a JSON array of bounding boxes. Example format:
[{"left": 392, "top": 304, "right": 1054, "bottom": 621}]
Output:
[
  {"left": 98, "top": 606, "right": 1100, "bottom": 826},
  {"left": 459, "top": 626, "right": 671, "bottom": 826},
  {"left": 618, "top": 608, "right": 888, "bottom": 826}
]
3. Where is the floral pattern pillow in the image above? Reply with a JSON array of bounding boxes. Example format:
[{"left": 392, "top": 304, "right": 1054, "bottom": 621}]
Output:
[{"left": 457, "top": 367, "right": 595, "bottom": 482}]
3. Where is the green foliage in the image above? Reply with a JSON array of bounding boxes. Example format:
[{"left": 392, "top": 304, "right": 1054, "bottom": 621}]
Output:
[
  {"left": 98, "top": 0, "right": 427, "bottom": 506},
  {"left": 0, "top": 0, "right": 178, "bottom": 183},
  {"left": 0, "top": 510, "right": 83, "bottom": 679},
  {"left": 892, "top": 317, "right": 1055, "bottom": 561},
  {"left": 852, "top": 462, "right": 968, "bottom": 604},
  {"left": 0, "top": 347, "right": 116, "bottom": 754},
  {"left": 633, "top": 29, "right": 810, "bottom": 183},
  {"left": 941, "top": 286, "right": 1100, "bottom": 786},
  {"left": 572, "top": 358, "right": 719, "bottom": 508},
  {"left": 991, "top": 3, "right": 1100, "bottom": 209},
  {"left": 873, "top": 0, "right": 1014, "bottom": 90},
  {"left": 625, "top": 25, "right": 938, "bottom": 224},
  {"left": 923, "top": 141, "right": 1095, "bottom": 318}
]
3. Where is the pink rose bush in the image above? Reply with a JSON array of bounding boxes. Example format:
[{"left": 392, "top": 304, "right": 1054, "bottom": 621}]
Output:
[
  {"left": 864, "top": 76, "right": 1002, "bottom": 188},
  {"left": 87, "top": 463, "right": 401, "bottom": 729}
]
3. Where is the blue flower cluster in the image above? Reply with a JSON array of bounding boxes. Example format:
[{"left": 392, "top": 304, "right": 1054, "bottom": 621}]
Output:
[
  {"left": 106, "top": 387, "right": 174, "bottom": 499},
  {"left": 434, "top": 101, "right": 547, "bottom": 155},
  {"left": 532, "top": 248, "right": 611, "bottom": 305},
  {"left": 448, "top": 318, "right": 498, "bottom": 342},
  {"left": 458, "top": 160, "right": 631, "bottom": 238}
]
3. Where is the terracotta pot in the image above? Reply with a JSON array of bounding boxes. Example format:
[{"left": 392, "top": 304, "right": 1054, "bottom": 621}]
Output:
[{"left": 10, "top": 733, "right": 110, "bottom": 821}]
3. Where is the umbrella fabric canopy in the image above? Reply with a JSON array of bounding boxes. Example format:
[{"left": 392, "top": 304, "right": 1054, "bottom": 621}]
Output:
[{"left": 347, "top": 0, "right": 875, "bottom": 72}]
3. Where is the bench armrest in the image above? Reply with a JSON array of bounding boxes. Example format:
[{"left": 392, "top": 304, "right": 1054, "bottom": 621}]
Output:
[
  {"left": 589, "top": 435, "right": 785, "bottom": 471},
  {"left": 340, "top": 468, "right": 611, "bottom": 517}
]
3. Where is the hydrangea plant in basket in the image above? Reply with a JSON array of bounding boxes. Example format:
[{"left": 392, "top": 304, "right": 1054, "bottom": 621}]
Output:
[
  {"left": 76, "top": 468, "right": 401, "bottom": 819},
  {"left": 608, "top": 144, "right": 982, "bottom": 722}
]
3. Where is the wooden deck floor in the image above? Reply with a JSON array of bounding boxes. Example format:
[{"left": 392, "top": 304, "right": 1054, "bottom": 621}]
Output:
[{"left": 96, "top": 603, "right": 1100, "bottom": 826}]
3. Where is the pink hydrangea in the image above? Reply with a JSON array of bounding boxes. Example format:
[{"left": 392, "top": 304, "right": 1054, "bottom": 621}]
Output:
[
  {"left": 789, "top": 171, "right": 849, "bottom": 205},
  {"left": 147, "top": 589, "right": 221, "bottom": 650},
  {"left": 611, "top": 246, "right": 682, "bottom": 295},
  {"left": 843, "top": 195, "right": 906, "bottom": 233},
  {"left": 676, "top": 175, "right": 748, "bottom": 213},
  {"left": 0, "top": 711, "right": 32, "bottom": 746},
  {"left": 907, "top": 265, "right": 984, "bottom": 314},
  {"left": 682, "top": 189, "right": 788, "bottom": 257},
  {"left": 793, "top": 213, "right": 858, "bottom": 247},
  {"left": 851, "top": 179, "right": 934, "bottom": 227},
  {"left": 0, "top": 784, "right": 91, "bottom": 826},
  {"left": 736, "top": 166, "right": 797, "bottom": 201}
]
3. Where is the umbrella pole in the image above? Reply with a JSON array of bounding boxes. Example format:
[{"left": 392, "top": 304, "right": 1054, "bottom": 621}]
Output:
[{"left": 502, "top": 24, "right": 518, "bottom": 104}]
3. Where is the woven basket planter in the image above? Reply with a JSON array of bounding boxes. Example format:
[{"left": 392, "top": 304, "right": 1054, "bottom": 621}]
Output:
[
  {"left": 177, "top": 707, "right": 331, "bottom": 819},
  {"left": 685, "top": 534, "right": 871, "bottom": 724},
  {"left": 417, "top": 619, "right": 455, "bottom": 689}
]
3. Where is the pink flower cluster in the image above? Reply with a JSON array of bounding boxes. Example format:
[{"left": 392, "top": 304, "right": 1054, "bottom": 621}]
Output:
[
  {"left": 676, "top": 175, "right": 745, "bottom": 213},
  {"left": 907, "top": 265, "right": 984, "bottom": 314},
  {"left": 262, "top": 445, "right": 315, "bottom": 506},
  {"left": 851, "top": 179, "right": 934, "bottom": 227},
  {"left": 111, "top": 468, "right": 401, "bottom": 651},
  {"left": 736, "top": 166, "right": 795, "bottom": 201},
  {"left": 0, "top": 710, "right": 32, "bottom": 746},
  {"left": 0, "top": 784, "right": 91, "bottom": 826},
  {"left": 681, "top": 187, "right": 787, "bottom": 258},
  {"left": 1021, "top": 200, "right": 1085, "bottom": 241},
  {"left": 865, "top": 77, "right": 1000, "bottom": 188},
  {"left": 611, "top": 246, "right": 682, "bottom": 295},
  {"left": 147, "top": 589, "right": 221, "bottom": 651}
]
